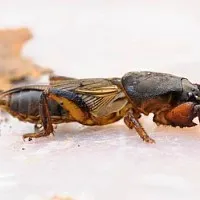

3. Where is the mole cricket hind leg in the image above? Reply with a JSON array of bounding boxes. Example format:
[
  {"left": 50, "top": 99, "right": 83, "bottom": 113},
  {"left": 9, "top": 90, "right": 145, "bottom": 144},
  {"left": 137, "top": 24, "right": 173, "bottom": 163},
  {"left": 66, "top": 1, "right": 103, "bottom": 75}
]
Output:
[
  {"left": 23, "top": 130, "right": 51, "bottom": 141},
  {"left": 165, "top": 102, "right": 199, "bottom": 128},
  {"left": 124, "top": 109, "right": 155, "bottom": 143},
  {"left": 23, "top": 91, "right": 54, "bottom": 140}
]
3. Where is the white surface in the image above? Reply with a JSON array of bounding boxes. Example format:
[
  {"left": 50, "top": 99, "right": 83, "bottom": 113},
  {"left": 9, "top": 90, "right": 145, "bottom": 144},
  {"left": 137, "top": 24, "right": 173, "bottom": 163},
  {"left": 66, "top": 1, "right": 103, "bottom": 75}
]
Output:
[{"left": 1, "top": 1, "right": 200, "bottom": 199}]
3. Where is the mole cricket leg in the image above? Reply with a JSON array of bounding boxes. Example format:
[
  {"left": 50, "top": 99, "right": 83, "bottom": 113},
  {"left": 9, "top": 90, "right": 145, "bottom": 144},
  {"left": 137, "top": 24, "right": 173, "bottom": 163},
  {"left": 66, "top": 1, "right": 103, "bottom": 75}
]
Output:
[{"left": 124, "top": 109, "right": 155, "bottom": 143}]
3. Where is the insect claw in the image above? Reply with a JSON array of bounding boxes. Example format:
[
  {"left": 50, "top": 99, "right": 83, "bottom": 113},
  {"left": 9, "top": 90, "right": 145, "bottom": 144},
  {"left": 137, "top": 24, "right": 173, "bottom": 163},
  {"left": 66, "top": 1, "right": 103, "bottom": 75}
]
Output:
[
  {"left": 145, "top": 137, "right": 156, "bottom": 144},
  {"left": 22, "top": 135, "right": 32, "bottom": 142}
]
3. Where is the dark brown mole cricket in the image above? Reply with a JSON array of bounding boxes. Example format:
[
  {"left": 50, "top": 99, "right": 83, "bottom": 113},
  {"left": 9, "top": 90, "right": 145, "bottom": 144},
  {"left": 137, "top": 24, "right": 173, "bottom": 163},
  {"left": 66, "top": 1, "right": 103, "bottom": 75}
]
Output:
[{"left": 0, "top": 71, "right": 200, "bottom": 143}]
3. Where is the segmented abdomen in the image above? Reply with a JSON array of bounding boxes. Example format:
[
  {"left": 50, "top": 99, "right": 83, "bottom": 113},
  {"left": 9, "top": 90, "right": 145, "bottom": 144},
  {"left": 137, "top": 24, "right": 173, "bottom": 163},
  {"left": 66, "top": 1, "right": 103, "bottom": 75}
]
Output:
[
  {"left": 8, "top": 89, "right": 68, "bottom": 123},
  {"left": 10, "top": 90, "right": 41, "bottom": 116}
]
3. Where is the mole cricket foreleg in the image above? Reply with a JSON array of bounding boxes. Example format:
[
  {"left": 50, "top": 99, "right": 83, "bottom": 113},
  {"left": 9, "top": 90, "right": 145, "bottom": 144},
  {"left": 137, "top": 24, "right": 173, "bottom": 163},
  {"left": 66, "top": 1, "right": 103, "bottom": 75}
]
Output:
[
  {"left": 124, "top": 109, "right": 155, "bottom": 143},
  {"left": 166, "top": 102, "right": 200, "bottom": 127}
]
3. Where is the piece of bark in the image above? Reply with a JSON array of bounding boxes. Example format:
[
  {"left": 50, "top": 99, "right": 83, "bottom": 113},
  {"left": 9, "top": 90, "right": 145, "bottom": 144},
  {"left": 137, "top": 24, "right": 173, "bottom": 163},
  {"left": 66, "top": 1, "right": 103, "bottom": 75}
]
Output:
[
  {"left": 0, "top": 27, "right": 52, "bottom": 90},
  {"left": 0, "top": 27, "right": 32, "bottom": 57}
]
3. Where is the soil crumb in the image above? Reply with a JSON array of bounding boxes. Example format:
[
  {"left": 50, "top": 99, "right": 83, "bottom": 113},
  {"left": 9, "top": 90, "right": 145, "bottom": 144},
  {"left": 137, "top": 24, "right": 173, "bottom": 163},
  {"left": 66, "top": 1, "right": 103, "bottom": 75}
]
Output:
[{"left": 0, "top": 27, "right": 53, "bottom": 90}]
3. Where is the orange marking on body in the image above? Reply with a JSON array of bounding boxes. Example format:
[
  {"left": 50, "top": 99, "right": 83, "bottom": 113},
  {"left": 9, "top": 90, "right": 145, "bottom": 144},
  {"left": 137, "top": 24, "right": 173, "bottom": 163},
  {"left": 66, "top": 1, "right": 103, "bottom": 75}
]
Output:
[{"left": 49, "top": 94, "right": 88, "bottom": 122}]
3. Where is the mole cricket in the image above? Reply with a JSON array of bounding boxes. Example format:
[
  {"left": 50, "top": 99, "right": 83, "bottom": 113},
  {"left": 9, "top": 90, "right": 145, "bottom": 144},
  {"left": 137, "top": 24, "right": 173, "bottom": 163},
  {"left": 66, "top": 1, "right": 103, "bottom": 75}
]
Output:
[{"left": 0, "top": 71, "right": 200, "bottom": 143}]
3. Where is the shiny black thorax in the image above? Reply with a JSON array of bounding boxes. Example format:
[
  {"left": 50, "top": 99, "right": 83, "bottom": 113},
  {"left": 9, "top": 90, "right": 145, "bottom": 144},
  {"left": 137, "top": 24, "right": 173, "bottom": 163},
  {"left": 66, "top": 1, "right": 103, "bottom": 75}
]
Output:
[{"left": 121, "top": 71, "right": 200, "bottom": 105}]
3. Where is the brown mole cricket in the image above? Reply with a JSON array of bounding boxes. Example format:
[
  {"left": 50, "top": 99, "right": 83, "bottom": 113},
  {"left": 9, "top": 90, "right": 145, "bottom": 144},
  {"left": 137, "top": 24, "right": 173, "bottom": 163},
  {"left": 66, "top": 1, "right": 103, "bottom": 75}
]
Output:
[{"left": 1, "top": 71, "right": 200, "bottom": 143}]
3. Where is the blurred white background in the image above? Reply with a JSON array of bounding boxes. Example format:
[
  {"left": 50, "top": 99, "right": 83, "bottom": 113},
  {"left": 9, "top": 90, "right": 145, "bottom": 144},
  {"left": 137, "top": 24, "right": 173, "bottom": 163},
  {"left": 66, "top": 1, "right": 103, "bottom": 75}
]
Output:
[
  {"left": 1, "top": 0, "right": 200, "bottom": 200},
  {"left": 1, "top": 0, "right": 200, "bottom": 79}
]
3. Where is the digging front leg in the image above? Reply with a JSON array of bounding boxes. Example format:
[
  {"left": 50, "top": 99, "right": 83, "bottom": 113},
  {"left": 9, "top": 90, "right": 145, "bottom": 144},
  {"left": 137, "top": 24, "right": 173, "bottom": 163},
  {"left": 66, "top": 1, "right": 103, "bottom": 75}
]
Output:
[
  {"left": 23, "top": 91, "right": 54, "bottom": 140},
  {"left": 166, "top": 102, "right": 199, "bottom": 127},
  {"left": 194, "top": 105, "right": 200, "bottom": 123},
  {"left": 124, "top": 109, "right": 155, "bottom": 143}
]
